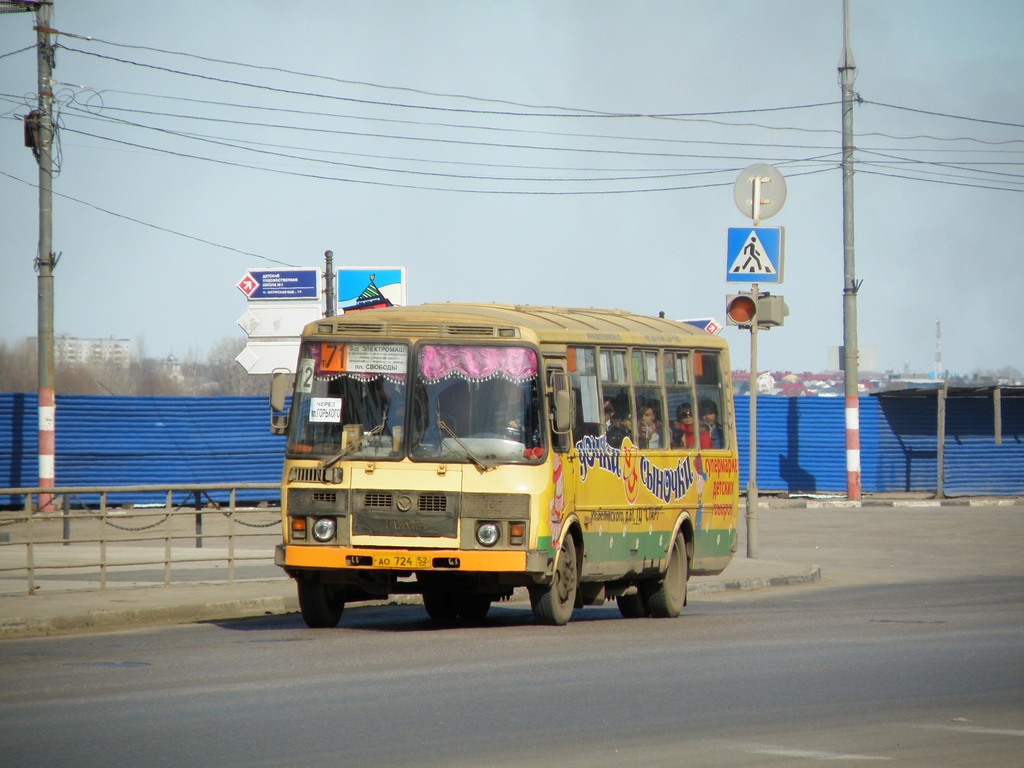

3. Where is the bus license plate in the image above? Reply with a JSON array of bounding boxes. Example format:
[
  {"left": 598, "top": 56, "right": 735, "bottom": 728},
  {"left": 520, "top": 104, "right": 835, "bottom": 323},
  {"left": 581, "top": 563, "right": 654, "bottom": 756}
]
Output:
[{"left": 372, "top": 553, "right": 432, "bottom": 569}]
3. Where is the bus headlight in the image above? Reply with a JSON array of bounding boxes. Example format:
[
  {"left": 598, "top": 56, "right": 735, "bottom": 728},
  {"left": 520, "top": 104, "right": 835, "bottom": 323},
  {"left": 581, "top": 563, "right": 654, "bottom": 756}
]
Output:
[
  {"left": 312, "top": 517, "right": 336, "bottom": 543},
  {"left": 476, "top": 522, "right": 500, "bottom": 547}
]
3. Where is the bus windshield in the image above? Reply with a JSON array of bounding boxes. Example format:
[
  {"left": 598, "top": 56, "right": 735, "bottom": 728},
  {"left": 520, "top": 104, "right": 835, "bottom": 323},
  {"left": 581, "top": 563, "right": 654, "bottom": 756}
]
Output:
[
  {"left": 287, "top": 341, "right": 409, "bottom": 460},
  {"left": 409, "top": 344, "right": 544, "bottom": 464},
  {"left": 287, "top": 341, "right": 544, "bottom": 465}
]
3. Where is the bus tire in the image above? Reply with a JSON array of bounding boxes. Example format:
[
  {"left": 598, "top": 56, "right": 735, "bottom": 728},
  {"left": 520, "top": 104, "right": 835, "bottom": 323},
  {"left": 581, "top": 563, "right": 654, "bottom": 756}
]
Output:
[
  {"left": 644, "top": 533, "right": 688, "bottom": 619},
  {"left": 617, "top": 589, "right": 649, "bottom": 619},
  {"left": 422, "top": 590, "right": 459, "bottom": 620},
  {"left": 530, "top": 535, "right": 578, "bottom": 626},
  {"left": 455, "top": 593, "right": 492, "bottom": 621},
  {"left": 297, "top": 576, "right": 344, "bottom": 628}
]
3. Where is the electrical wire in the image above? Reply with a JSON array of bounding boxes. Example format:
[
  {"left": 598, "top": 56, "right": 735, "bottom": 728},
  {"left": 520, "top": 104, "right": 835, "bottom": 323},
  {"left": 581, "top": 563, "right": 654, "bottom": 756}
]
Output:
[
  {"left": 862, "top": 99, "right": 1024, "bottom": 130},
  {"left": 5, "top": 25, "right": 1020, "bottom": 265},
  {"left": 55, "top": 29, "right": 840, "bottom": 121},
  {"left": 0, "top": 168, "right": 297, "bottom": 266}
]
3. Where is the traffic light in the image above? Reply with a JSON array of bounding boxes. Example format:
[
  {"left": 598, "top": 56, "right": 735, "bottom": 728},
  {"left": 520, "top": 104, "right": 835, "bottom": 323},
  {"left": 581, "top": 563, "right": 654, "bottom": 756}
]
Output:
[
  {"left": 725, "top": 291, "right": 789, "bottom": 329},
  {"left": 725, "top": 291, "right": 757, "bottom": 327},
  {"left": 756, "top": 293, "right": 789, "bottom": 328}
]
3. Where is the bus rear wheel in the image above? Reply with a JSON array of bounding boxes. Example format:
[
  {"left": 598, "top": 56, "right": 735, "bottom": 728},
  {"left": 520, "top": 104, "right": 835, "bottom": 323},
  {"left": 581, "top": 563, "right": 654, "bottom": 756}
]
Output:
[
  {"left": 617, "top": 588, "right": 649, "bottom": 618},
  {"left": 643, "top": 533, "right": 688, "bottom": 619},
  {"left": 297, "top": 576, "right": 344, "bottom": 628},
  {"left": 530, "top": 536, "right": 578, "bottom": 626}
]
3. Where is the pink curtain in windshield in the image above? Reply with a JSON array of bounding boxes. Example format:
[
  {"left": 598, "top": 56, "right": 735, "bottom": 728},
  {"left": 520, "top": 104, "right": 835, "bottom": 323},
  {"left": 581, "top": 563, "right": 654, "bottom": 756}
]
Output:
[{"left": 419, "top": 345, "right": 537, "bottom": 383}]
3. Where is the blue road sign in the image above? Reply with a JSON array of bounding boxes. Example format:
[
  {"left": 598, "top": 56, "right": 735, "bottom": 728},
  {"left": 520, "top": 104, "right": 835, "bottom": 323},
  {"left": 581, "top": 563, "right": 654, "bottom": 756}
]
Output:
[
  {"left": 726, "top": 227, "right": 784, "bottom": 284},
  {"left": 238, "top": 268, "right": 320, "bottom": 300}
]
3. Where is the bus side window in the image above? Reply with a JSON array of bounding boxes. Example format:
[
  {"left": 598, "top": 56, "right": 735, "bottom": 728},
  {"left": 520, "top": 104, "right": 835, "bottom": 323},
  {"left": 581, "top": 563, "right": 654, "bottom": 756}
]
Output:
[
  {"left": 664, "top": 351, "right": 695, "bottom": 449},
  {"left": 632, "top": 349, "right": 665, "bottom": 450},
  {"left": 695, "top": 351, "right": 728, "bottom": 449},
  {"left": 568, "top": 346, "right": 601, "bottom": 439},
  {"left": 599, "top": 348, "right": 632, "bottom": 448}
]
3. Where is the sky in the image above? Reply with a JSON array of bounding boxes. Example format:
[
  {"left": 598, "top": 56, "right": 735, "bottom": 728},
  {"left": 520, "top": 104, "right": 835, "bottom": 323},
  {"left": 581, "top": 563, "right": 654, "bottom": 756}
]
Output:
[{"left": 1, "top": 1, "right": 1022, "bottom": 378}]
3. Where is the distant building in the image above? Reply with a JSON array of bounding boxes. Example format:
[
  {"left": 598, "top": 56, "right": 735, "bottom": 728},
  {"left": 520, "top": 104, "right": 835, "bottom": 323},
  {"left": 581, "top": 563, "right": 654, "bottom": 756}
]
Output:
[{"left": 52, "top": 334, "right": 131, "bottom": 369}]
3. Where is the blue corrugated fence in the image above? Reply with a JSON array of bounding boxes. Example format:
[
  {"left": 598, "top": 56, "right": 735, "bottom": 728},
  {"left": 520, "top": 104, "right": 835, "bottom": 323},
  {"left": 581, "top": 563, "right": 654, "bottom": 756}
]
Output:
[{"left": 1, "top": 392, "right": 1021, "bottom": 504}]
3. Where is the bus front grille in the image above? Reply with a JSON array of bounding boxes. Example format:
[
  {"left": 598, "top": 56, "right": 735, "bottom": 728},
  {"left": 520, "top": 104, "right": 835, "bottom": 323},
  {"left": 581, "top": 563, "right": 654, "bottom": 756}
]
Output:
[
  {"left": 352, "top": 491, "right": 458, "bottom": 538},
  {"left": 418, "top": 494, "right": 447, "bottom": 512}
]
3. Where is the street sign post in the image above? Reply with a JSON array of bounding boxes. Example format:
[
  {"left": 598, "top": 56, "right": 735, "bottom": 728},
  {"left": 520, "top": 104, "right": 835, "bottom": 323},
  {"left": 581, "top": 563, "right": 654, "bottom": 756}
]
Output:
[{"left": 727, "top": 163, "right": 788, "bottom": 561}]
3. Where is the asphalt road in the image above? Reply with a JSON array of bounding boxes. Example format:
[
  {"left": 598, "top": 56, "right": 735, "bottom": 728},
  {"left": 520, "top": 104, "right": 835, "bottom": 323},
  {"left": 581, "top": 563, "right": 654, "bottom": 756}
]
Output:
[{"left": 1, "top": 503, "right": 1021, "bottom": 768}]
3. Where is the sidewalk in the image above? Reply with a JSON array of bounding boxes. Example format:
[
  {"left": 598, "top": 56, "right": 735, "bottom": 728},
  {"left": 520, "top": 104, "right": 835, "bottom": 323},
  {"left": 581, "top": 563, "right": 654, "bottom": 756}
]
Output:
[{"left": 8, "top": 494, "right": 1011, "bottom": 640}]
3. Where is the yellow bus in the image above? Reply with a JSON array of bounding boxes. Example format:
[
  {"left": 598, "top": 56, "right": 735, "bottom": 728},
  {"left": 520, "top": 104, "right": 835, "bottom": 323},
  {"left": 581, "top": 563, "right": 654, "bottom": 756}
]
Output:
[{"left": 271, "top": 303, "right": 739, "bottom": 626}]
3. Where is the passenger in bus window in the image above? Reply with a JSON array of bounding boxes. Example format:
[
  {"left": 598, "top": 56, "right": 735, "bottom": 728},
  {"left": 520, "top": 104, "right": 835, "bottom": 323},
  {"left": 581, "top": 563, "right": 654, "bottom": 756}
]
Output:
[
  {"left": 672, "top": 402, "right": 710, "bottom": 449},
  {"left": 638, "top": 404, "right": 661, "bottom": 449},
  {"left": 700, "top": 398, "right": 724, "bottom": 449},
  {"left": 603, "top": 398, "right": 630, "bottom": 448}
]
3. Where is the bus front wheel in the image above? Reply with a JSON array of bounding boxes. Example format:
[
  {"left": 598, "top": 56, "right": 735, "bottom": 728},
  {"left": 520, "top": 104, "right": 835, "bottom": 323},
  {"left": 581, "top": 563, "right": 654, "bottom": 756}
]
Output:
[
  {"left": 422, "top": 590, "right": 458, "bottom": 620},
  {"left": 643, "top": 533, "right": 688, "bottom": 619},
  {"left": 530, "top": 535, "right": 578, "bottom": 626},
  {"left": 297, "top": 576, "right": 344, "bottom": 628},
  {"left": 455, "top": 593, "right": 492, "bottom": 621}
]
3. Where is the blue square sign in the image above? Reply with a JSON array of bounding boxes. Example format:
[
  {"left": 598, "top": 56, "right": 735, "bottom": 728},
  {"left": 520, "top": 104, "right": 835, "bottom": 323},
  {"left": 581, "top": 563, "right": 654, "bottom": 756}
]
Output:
[{"left": 726, "top": 227, "right": 784, "bottom": 284}]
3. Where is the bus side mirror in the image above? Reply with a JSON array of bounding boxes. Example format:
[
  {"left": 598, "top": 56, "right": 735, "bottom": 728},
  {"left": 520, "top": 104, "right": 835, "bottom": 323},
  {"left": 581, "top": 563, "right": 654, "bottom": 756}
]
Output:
[
  {"left": 270, "top": 371, "right": 291, "bottom": 435},
  {"left": 554, "top": 389, "right": 574, "bottom": 434}
]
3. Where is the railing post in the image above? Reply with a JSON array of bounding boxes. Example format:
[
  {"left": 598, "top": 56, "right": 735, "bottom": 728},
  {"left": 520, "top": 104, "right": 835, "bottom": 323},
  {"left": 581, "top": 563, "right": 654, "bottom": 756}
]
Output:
[
  {"left": 165, "top": 490, "right": 173, "bottom": 586},
  {"left": 100, "top": 500, "right": 108, "bottom": 591},
  {"left": 62, "top": 493, "right": 70, "bottom": 546},
  {"left": 228, "top": 488, "right": 237, "bottom": 583},
  {"left": 194, "top": 490, "right": 203, "bottom": 549},
  {"left": 26, "top": 505, "right": 35, "bottom": 597}
]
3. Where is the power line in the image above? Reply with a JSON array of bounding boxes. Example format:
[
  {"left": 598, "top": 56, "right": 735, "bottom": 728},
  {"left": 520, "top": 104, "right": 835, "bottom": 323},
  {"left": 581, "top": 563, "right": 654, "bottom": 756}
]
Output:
[
  {"left": 56, "top": 29, "right": 840, "bottom": 121},
  {"left": 61, "top": 104, "right": 835, "bottom": 180},
  {"left": 0, "top": 168, "right": 298, "bottom": 265},
  {"left": 863, "top": 99, "right": 1024, "bottom": 130},
  {"left": 51, "top": 89, "right": 850, "bottom": 156},
  {"left": 59, "top": 125, "right": 772, "bottom": 193}
]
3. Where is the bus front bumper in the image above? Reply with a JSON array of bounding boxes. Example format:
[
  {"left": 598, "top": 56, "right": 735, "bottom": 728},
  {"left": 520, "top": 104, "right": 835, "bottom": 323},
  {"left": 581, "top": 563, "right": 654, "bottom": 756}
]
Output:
[{"left": 275, "top": 543, "right": 543, "bottom": 574}]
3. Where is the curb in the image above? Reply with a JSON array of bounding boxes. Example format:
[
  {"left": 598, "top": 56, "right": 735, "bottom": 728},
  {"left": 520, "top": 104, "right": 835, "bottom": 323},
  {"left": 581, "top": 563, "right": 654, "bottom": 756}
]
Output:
[
  {"left": 0, "top": 594, "right": 299, "bottom": 640},
  {"left": 689, "top": 564, "right": 821, "bottom": 594}
]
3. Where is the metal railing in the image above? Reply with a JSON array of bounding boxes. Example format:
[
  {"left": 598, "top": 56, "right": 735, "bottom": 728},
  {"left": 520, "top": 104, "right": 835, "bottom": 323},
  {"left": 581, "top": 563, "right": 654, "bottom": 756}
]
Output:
[{"left": 0, "top": 484, "right": 283, "bottom": 597}]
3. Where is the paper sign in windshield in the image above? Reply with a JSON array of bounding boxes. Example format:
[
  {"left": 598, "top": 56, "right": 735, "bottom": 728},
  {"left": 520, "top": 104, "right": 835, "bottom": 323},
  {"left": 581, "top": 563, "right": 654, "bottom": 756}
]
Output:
[
  {"left": 346, "top": 344, "right": 407, "bottom": 374},
  {"left": 309, "top": 397, "right": 342, "bottom": 423}
]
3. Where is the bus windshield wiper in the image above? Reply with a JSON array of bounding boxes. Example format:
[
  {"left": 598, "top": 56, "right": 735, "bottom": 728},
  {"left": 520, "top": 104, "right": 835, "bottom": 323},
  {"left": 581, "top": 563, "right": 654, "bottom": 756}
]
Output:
[
  {"left": 436, "top": 415, "right": 495, "bottom": 472},
  {"left": 322, "top": 422, "right": 385, "bottom": 469}
]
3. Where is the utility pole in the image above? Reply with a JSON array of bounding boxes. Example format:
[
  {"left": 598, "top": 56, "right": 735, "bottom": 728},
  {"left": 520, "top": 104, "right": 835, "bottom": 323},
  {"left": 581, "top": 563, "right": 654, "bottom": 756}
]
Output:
[
  {"left": 35, "top": 0, "right": 56, "bottom": 511},
  {"left": 839, "top": 0, "right": 861, "bottom": 500},
  {"left": 3, "top": 0, "right": 57, "bottom": 510},
  {"left": 746, "top": 284, "right": 759, "bottom": 558}
]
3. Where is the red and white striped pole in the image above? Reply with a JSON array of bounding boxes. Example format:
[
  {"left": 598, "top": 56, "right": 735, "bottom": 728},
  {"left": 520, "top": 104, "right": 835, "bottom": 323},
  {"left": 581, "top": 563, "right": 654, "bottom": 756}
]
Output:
[
  {"left": 38, "top": 387, "right": 55, "bottom": 512},
  {"left": 845, "top": 394, "right": 861, "bottom": 500}
]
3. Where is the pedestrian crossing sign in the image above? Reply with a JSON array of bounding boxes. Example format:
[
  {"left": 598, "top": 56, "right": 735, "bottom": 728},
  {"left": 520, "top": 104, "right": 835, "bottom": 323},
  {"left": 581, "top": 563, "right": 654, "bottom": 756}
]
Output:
[{"left": 726, "top": 227, "right": 784, "bottom": 284}]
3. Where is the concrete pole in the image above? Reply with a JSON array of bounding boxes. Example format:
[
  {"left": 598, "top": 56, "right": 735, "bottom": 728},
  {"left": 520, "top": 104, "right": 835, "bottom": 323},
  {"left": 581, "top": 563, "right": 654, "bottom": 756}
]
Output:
[
  {"left": 746, "top": 288, "right": 759, "bottom": 559},
  {"left": 35, "top": 1, "right": 56, "bottom": 512},
  {"left": 840, "top": 0, "right": 861, "bottom": 500}
]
